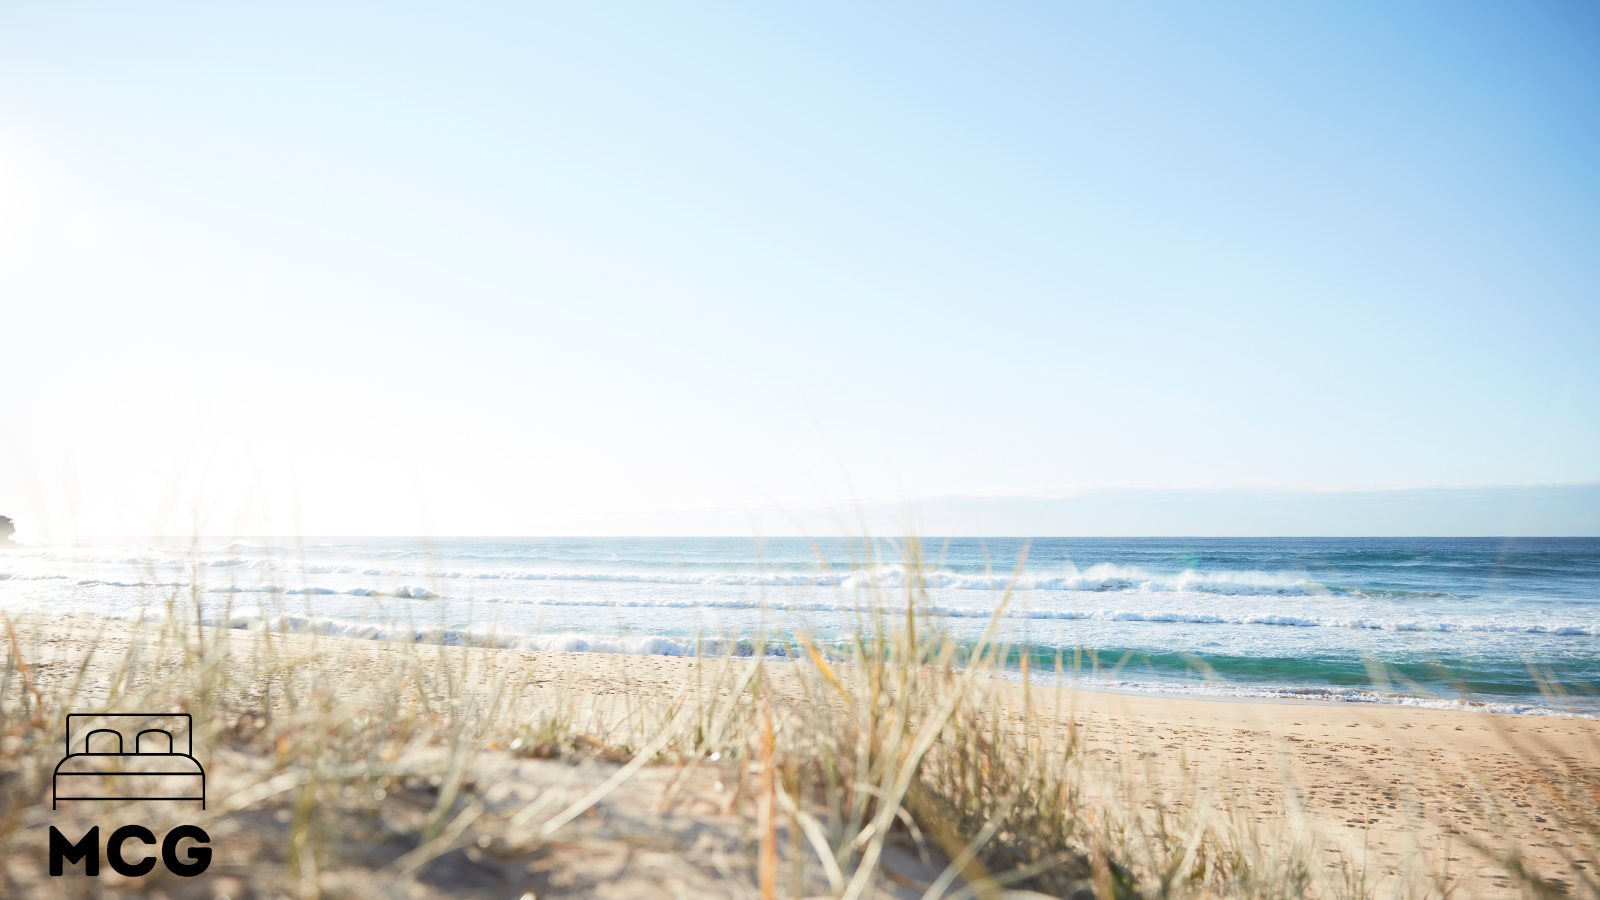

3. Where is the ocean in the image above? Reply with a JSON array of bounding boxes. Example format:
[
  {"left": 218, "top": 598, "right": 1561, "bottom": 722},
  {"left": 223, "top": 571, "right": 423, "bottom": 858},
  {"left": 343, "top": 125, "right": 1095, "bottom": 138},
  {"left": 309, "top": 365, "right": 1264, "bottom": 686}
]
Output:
[{"left": 3, "top": 536, "right": 1596, "bottom": 716}]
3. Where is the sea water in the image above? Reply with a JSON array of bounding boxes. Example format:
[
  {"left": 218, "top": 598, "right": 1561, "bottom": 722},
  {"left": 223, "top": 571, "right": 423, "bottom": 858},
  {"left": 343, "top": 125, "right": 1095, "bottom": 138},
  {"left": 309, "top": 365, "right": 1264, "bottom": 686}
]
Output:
[{"left": 2, "top": 536, "right": 1596, "bottom": 716}]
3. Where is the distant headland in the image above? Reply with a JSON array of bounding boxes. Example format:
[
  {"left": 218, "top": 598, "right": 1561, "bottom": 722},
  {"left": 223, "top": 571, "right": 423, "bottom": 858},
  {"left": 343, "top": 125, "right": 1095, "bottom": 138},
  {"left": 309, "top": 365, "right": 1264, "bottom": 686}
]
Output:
[{"left": 0, "top": 515, "right": 14, "bottom": 547}]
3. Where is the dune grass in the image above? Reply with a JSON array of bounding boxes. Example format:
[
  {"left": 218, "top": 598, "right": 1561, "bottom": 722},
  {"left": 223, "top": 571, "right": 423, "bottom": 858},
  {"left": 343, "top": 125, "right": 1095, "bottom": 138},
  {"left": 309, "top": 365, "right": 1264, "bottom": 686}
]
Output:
[{"left": 0, "top": 537, "right": 1595, "bottom": 898}]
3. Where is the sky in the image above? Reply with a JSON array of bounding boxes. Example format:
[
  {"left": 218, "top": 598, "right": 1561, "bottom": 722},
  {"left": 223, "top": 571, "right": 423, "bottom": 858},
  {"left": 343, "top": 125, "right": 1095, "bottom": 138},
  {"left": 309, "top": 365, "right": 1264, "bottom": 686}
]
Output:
[{"left": 1, "top": 2, "right": 1597, "bottom": 537}]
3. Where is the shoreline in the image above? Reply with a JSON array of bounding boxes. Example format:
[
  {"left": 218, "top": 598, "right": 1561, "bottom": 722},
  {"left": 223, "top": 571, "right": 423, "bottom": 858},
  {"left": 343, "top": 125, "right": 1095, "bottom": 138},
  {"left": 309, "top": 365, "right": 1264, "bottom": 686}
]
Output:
[{"left": 21, "top": 605, "right": 1598, "bottom": 719}]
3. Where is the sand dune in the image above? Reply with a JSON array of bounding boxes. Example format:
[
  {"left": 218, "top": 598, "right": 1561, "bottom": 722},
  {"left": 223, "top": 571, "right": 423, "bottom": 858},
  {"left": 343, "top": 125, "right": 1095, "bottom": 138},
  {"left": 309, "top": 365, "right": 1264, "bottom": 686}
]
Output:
[{"left": 2, "top": 613, "right": 1594, "bottom": 898}]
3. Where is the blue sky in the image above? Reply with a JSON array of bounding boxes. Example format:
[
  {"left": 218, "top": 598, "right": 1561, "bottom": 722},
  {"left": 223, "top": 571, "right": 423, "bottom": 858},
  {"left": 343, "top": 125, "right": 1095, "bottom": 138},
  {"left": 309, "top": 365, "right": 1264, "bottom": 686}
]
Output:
[{"left": 1, "top": 2, "right": 1596, "bottom": 536}]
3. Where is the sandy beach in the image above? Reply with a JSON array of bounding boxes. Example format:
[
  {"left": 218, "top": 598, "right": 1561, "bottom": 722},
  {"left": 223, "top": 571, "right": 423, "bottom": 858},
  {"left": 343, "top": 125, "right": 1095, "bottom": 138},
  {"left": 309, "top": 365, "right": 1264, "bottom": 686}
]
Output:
[{"left": 0, "top": 612, "right": 1593, "bottom": 898}]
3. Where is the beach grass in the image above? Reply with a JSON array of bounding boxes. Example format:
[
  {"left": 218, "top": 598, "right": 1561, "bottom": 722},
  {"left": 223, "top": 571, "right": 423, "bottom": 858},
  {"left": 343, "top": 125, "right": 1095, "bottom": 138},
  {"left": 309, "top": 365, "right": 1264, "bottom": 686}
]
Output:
[{"left": 0, "top": 537, "right": 1596, "bottom": 898}]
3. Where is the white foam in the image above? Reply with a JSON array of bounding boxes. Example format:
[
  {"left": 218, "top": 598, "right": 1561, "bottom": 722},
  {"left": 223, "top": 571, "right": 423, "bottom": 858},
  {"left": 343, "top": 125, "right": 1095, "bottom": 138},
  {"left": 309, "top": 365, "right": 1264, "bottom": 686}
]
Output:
[
  {"left": 211, "top": 613, "right": 788, "bottom": 657},
  {"left": 155, "top": 561, "right": 1326, "bottom": 596},
  {"left": 22, "top": 577, "right": 1600, "bottom": 636}
]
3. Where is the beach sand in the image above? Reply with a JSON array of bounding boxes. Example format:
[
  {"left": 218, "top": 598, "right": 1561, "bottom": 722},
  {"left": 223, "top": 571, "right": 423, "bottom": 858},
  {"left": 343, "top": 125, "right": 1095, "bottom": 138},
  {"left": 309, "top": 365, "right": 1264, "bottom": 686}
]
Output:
[{"left": 2, "top": 613, "right": 1595, "bottom": 898}]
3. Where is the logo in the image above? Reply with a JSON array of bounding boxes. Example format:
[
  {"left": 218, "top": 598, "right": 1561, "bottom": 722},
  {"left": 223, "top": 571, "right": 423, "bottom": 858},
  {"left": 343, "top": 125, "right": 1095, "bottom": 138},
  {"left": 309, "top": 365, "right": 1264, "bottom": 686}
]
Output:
[
  {"left": 53, "top": 713, "right": 206, "bottom": 808},
  {"left": 48, "top": 713, "right": 211, "bottom": 878}
]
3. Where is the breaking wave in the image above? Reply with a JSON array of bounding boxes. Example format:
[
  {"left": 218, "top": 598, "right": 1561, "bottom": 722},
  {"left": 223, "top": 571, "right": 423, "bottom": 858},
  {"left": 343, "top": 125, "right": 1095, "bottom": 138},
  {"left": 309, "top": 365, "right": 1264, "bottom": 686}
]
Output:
[
  {"left": 44, "top": 577, "right": 1592, "bottom": 636},
  {"left": 125, "top": 562, "right": 1339, "bottom": 595}
]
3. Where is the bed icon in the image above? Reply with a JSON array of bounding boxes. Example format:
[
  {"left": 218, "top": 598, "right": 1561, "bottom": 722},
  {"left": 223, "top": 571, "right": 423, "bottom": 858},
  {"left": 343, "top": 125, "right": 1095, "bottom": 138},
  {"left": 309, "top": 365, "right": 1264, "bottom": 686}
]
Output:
[{"left": 52, "top": 714, "right": 206, "bottom": 809}]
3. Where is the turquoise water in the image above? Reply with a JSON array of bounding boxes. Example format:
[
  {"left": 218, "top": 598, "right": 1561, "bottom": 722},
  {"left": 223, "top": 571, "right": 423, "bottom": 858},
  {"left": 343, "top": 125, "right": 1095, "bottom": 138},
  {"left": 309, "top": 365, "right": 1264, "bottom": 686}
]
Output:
[{"left": 3, "top": 536, "right": 1596, "bottom": 715}]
